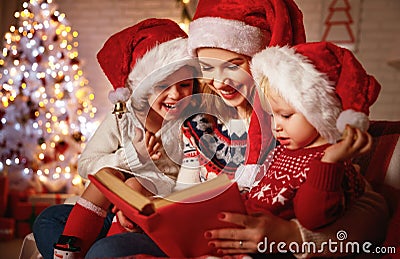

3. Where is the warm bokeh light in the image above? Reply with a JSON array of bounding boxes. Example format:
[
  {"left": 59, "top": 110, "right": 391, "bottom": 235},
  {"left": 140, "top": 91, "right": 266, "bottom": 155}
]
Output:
[{"left": 0, "top": 0, "right": 96, "bottom": 194}]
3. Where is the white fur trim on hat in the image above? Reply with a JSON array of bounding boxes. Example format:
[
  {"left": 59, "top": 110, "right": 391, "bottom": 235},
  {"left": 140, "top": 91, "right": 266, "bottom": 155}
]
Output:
[
  {"left": 251, "top": 46, "right": 343, "bottom": 144},
  {"left": 336, "top": 109, "right": 369, "bottom": 133},
  {"left": 108, "top": 87, "right": 131, "bottom": 104},
  {"left": 188, "top": 17, "right": 267, "bottom": 57},
  {"left": 128, "top": 37, "right": 196, "bottom": 106}
]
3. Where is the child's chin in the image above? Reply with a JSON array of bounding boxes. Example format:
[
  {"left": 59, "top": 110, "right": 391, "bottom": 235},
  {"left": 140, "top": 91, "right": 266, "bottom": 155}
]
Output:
[
  {"left": 165, "top": 109, "right": 185, "bottom": 119},
  {"left": 164, "top": 113, "right": 179, "bottom": 121},
  {"left": 285, "top": 144, "right": 301, "bottom": 150}
]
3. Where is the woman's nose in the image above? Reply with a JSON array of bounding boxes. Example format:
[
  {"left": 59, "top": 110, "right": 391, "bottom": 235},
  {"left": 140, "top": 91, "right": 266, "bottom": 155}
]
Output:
[
  {"left": 205, "top": 70, "right": 225, "bottom": 88},
  {"left": 212, "top": 79, "right": 226, "bottom": 89}
]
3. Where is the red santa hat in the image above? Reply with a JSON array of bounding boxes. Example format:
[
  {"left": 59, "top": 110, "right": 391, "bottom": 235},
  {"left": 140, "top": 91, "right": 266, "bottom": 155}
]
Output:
[
  {"left": 96, "top": 18, "right": 192, "bottom": 105},
  {"left": 251, "top": 41, "right": 381, "bottom": 143},
  {"left": 188, "top": 0, "right": 306, "bottom": 57}
]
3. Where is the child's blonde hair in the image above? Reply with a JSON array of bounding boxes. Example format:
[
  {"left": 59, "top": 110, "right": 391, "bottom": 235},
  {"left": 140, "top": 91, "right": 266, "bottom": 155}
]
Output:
[{"left": 257, "top": 75, "right": 275, "bottom": 113}]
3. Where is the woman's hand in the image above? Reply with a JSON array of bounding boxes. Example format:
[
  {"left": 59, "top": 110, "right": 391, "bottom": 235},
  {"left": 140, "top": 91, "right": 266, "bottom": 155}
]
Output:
[
  {"left": 204, "top": 212, "right": 301, "bottom": 255},
  {"left": 322, "top": 125, "right": 372, "bottom": 163},
  {"left": 132, "top": 127, "right": 162, "bottom": 162}
]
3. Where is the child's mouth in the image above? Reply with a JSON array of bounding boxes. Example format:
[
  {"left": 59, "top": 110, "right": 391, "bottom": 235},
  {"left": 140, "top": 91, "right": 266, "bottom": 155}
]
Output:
[{"left": 164, "top": 103, "right": 176, "bottom": 110}]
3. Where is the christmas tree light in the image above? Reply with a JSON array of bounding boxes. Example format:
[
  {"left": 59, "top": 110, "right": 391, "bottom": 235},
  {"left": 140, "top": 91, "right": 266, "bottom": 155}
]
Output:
[
  {"left": 0, "top": 0, "right": 97, "bottom": 193},
  {"left": 176, "top": 0, "right": 193, "bottom": 32}
]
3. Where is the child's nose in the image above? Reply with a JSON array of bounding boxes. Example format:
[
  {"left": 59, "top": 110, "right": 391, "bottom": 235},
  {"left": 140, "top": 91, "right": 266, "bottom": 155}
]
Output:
[
  {"left": 273, "top": 119, "right": 283, "bottom": 132},
  {"left": 167, "top": 84, "right": 180, "bottom": 99},
  {"left": 274, "top": 125, "right": 283, "bottom": 132}
]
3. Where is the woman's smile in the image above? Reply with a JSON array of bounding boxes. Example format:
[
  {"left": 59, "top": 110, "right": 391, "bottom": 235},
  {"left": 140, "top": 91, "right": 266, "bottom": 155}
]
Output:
[{"left": 218, "top": 84, "right": 243, "bottom": 100}]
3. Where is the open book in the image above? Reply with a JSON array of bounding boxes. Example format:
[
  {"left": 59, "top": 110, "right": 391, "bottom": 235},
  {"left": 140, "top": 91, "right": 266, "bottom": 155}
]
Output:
[{"left": 88, "top": 169, "right": 247, "bottom": 257}]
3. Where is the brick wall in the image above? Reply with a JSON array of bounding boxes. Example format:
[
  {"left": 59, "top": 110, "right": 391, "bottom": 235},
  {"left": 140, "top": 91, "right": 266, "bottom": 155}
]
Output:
[
  {"left": 295, "top": 0, "right": 400, "bottom": 121},
  {"left": 2, "top": 0, "right": 399, "bottom": 121}
]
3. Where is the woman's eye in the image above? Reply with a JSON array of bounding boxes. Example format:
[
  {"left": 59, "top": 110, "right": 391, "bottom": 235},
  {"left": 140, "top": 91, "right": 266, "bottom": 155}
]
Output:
[
  {"left": 200, "top": 65, "right": 213, "bottom": 72},
  {"left": 281, "top": 114, "right": 292, "bottom": 119},
  {"left": 227, "top": 64, "right": 239, "bottom": 70}
]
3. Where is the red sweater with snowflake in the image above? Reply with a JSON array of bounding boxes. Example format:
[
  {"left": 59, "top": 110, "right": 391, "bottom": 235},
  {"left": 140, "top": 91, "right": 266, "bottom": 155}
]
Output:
[{"left": 245, "top": 144, "right": 365, "bottom": 230}]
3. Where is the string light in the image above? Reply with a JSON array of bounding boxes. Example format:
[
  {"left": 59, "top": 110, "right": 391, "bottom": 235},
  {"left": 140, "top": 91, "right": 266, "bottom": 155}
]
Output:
[
  {"left": 176, "top": 0, "right": 193, "bottom": 32},
  {"left": 0, "top": 0, "right": 96, "bottom": 193}
]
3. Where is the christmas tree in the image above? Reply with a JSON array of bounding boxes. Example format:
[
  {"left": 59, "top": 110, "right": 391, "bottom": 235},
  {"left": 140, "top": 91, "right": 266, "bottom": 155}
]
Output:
[
  {"left": 0, "top": 0, "right": 97, "bottom": 193},
  {"left": 322, "top": 0, "right": 355, "bottom": 45}
]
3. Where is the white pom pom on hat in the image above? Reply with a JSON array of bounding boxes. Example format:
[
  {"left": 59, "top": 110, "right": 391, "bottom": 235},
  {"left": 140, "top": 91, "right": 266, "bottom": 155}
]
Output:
[
  {"left": 107, "top": 87, "right": 131, "bottom": 104},
  {"left": 251, "top": 41, "right": 381, "bottom": 143},
  {"left": 336, "top": 109, "right": 370, "bottom": 134}
]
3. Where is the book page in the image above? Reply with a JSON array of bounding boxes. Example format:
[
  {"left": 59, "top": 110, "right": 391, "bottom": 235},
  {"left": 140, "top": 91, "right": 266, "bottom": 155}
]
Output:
[
  {"left": 93, "top": 169, "right": 152, "bottom": 212},
  {"left": 153, "top": 174, "right": 233, "bottom": 209}
]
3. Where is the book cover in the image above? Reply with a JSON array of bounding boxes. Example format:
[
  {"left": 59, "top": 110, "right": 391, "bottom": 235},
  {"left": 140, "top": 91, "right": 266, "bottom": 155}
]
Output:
[{"left": 88, "top": 171, "right": 247, "bottom": 257}]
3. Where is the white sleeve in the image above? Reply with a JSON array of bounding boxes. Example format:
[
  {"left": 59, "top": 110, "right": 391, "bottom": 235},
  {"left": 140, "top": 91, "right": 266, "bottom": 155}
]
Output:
[
  {"left": 173, "top": 133, "right": 201, "bottom": 191},
  {"left": 235, "top": 164, "right": 261, "bottom": 191},
  {"left": 78, "top": 113, "right": 143, "bottom": 179}
]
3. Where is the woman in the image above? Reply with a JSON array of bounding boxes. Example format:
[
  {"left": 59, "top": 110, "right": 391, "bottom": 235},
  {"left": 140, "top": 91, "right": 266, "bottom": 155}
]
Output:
[
  {"left": 179, "top": 0, "right": 388, "bottom": 257},
  {"left": 176, "top": 0, "right": 306, "bottom": 188}
]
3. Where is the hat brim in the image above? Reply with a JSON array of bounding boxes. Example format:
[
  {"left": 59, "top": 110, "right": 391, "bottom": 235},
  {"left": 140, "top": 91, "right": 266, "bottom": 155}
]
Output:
[
  {"left": 188, "top": 17, "right": 267, "bottom": 57},
  {"left": 128, "top": 37, "right": 196, "bottom": 101}
]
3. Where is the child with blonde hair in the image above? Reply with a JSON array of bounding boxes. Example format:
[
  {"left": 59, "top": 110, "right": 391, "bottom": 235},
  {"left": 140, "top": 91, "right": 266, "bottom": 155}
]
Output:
[{"left": 246, "top": 41, "right": 381, "bottom": 229}]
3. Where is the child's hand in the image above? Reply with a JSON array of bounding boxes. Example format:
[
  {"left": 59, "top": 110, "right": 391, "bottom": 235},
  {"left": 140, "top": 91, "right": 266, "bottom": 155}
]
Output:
[
  {"left": 132, "top": 127, "right": 162, "bottom": 162},
  {"left": 321, "top": 125, "right": 372, "bottom": 163},
  {"left": 112, "top": 206, "right": 143, "bottom": 233},
  {"left": 145, "top": 130, "right": 162, "bottom": 160}
]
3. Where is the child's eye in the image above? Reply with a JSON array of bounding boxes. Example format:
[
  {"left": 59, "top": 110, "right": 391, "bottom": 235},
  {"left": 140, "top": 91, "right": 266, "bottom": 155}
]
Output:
[
  {"left": 281, "top": 114, "right": 292, "bottom": 119},
  {"left": 179, "top": 82, "right": 192, "bottom": 88},
  {"left": 156, "top": 84, "right": 169, "bottom": 90}
]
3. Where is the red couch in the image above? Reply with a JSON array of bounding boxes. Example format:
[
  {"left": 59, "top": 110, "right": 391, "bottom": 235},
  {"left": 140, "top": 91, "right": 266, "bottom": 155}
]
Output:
[{"left": 353, "top": 121, "right": 400, "bottom": 258}]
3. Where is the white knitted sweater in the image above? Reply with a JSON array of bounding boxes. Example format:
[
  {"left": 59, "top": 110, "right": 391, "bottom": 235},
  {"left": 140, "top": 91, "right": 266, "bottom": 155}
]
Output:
[{"left": 78, "top": 103, "right": 184, "bottom": 196}]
